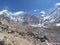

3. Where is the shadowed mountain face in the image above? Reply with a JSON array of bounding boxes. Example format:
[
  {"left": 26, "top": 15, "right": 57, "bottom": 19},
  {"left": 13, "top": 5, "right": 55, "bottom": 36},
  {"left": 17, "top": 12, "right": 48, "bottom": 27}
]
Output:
[{"left": 16, "top": 13, "right": 39, "bottom": 25}]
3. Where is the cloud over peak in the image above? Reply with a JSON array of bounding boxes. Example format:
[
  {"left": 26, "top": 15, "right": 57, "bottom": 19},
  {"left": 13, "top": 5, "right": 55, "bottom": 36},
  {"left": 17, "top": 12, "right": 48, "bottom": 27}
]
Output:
[
  {"left": 55, "top": 3, "right": 60, "bottom": 6},
  {"left": 13, "top": 11, "right": 25, "bottom": 15},
  {"left": 40, "top": 11, "right": 46, "bottom": 14}
]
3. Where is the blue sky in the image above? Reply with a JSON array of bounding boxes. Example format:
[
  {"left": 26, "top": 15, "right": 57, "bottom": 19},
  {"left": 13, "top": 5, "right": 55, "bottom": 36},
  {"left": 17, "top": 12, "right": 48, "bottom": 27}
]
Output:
[{"left": 0, "top": 0, "right": 60, "bottom": 16}]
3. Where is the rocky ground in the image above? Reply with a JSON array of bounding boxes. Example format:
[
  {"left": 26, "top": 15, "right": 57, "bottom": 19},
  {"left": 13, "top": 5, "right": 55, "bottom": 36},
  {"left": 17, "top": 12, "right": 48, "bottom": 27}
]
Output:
[
  {"left": 0, "top": 21, "right": 60, "bottom": 45},
  {"left": 0, "top": 21, "right": 46, "bottom": 45}
]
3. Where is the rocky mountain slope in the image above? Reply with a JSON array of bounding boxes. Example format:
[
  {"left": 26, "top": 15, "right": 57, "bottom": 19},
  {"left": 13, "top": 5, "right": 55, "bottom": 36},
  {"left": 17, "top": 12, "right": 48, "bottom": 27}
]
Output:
[
  {"left": 0, "top": 19, "right": 60, "bottom": 45},
  {"left": 0, "top": 21, "right": 53, "bottom": 45}
]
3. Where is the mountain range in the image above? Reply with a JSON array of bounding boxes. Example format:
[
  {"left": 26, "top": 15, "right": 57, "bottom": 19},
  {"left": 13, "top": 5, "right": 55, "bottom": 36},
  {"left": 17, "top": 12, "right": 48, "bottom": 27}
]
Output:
[{"left": 0, "top": 3, "right": 60, "bottom": 45}]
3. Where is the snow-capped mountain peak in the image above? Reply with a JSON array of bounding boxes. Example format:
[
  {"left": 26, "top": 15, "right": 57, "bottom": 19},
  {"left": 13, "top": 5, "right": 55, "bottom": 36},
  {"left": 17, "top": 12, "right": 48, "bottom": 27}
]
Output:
[
  {"left": 0, "top": 9, "right": 13, "bottom": 16},
  {"left": 0, "top": 10, "right": 8, "bottom": 14},
  {"left": 41, "top": 3, "right": 60, "bottom": 28}
]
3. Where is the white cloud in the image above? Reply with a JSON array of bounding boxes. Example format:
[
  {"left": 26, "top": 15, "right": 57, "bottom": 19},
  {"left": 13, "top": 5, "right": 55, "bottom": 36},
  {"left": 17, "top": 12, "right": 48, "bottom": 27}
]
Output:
[
  {"left": 33, "top": 9, "right": 39, "bottom": 12},
  {"left": 34, "top": 10, "right": 37, "bottom": 12},
  {"left": 40, "top": 11, "right": 46, "bottom": 14},
  {"left": 55, "top": 3, "right": 60, "bottom": 6},
  {"left": 13, "top": 11, "right": 25, "bottom": 15}
]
